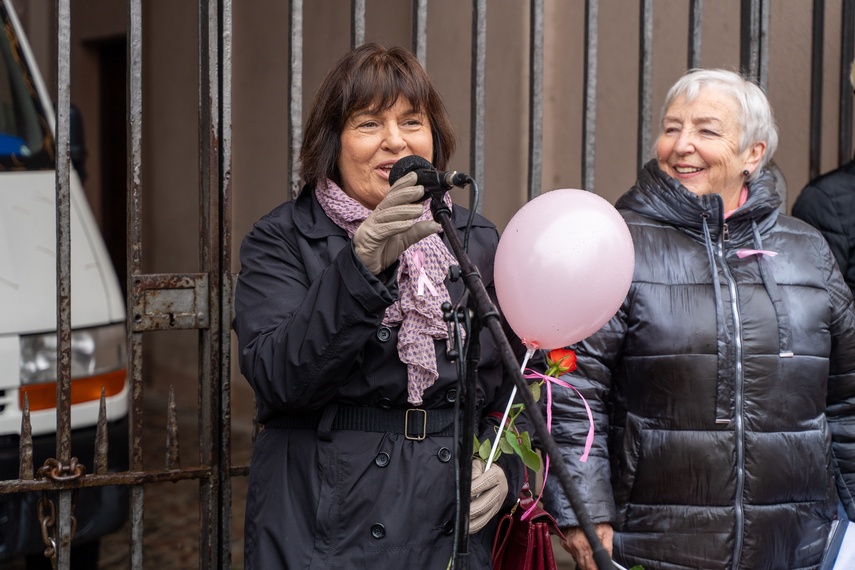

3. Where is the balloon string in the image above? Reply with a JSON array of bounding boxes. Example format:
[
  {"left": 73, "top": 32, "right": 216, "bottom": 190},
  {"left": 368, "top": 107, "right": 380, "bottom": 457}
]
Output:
[
  {"left": 519, "top": 368, "right": 594, "bottom": 521},
  {"left": 484, "top": 347, "right": 535, "bottom": 472}
]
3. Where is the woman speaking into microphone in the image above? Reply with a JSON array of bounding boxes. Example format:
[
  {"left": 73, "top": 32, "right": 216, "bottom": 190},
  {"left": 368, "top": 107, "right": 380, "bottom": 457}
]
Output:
[{"left": 233, "top": 43, "right": 528, "bottom": 569}]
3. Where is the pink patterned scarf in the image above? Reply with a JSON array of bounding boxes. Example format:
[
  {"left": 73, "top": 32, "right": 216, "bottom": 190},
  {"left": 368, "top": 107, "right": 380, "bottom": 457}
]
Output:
[{"left": 315, "top": 179, "right": 460, "bottom": 405}]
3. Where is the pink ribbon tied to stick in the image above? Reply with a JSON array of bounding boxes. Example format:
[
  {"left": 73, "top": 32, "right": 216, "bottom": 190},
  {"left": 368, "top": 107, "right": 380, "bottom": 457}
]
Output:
[{"left": 514, "top": 368, "right": 594, "bottom": 521}]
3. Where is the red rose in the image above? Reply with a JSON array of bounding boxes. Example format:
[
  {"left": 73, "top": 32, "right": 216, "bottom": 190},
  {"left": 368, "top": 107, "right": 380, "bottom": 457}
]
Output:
[{"left": 546, "top": 348, "right": 577, "bottom": 375}]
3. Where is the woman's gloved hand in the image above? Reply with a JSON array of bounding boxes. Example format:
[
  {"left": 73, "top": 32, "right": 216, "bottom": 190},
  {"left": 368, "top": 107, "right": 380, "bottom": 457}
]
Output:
[
  {"left": 353, "top": 171, "right": 440, "bottom": 275},
  {"left": 469, "top": 460, "right": 508, "bottom": 533}
]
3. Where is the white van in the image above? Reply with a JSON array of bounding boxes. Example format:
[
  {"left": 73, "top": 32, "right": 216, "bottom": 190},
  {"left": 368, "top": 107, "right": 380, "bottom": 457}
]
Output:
[{"left": 0, "top": 0, "right": 129, "bottom": 566}]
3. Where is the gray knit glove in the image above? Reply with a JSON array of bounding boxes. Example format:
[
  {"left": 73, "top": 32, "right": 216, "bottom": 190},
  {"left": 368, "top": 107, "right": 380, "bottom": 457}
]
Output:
[{"left": 353, "top": 171, "right": 440, "bottom": 275}]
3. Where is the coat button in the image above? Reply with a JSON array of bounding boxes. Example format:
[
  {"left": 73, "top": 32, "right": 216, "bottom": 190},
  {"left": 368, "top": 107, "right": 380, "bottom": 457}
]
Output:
[
  {"left": 371, "top": 523, "right": 386, "bottom": 539},
  {"left": 445, "top": 389, "right": 457, "bottom": 403},
  {"left": 375, "top": 452, "right": 390, "bottom": 467},
  {"left": 443, "top": 519, "right": 455, "bottom": 535},
  {"left": 437, "top": 447, "right": 452, "bottom": 463},
  {"left": 376, "top": 326, "right": 392, "bottom": 342},
  {"left": 379, "top": 397, "right": 392, "bottom": 409}
]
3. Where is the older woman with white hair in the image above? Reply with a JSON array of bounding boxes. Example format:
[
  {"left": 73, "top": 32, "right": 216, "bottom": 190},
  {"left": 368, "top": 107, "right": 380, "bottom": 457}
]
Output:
[{"left": 544, "top": 68, "right": 855, "bottom": 569}]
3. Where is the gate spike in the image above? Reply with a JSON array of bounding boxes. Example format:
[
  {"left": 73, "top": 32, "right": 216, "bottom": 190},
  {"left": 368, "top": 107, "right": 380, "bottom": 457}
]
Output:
[
  {"left": 19, "top": 393, "right": 33, "bottom": 480},
  {"left": 166, "top": 385, "right": 180, "bottom": 470},
  {"left": 94, "top": 387, "right": 108, "bottom": 475}
]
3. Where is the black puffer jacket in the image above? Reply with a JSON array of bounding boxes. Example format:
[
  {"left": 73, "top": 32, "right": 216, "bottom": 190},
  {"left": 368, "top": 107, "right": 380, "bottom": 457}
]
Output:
[
  {"left": 792, "top": 157, "right": 855, "bottom": 297},
  {"left": 543, "top": 160, "right": 855, "bottom": 570}
]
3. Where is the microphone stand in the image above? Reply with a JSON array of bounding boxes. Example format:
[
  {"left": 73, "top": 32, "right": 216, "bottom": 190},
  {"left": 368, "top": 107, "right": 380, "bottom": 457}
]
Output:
[{"left": 430, "top": 192, "right": 616, "bottom": 570}]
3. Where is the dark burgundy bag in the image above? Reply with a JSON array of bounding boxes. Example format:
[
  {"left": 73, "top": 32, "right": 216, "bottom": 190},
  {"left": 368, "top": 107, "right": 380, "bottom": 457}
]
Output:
[{"left": 491, "top": 472, "right": 565, "bottom": 570}]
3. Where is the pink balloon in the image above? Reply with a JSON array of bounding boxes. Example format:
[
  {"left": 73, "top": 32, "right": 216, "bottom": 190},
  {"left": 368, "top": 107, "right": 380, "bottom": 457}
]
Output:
[{"left": 494, "top": 189, "right": 634, "bottom": 350}]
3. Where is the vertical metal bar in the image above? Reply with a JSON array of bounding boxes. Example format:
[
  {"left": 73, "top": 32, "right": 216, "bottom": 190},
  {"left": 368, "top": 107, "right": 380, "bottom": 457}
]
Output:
[
  {"left": 527, "top": 0, "right": 543, "bottom": 201},
  {"left": 688, "top": 0, "right": 703, "bottom": 69},
  {"left": 219, "top": 280, "right": 233, "bottom": 570},
  {"left": 55, "top": 0, "right": 72, "bottom": 469},
  {"left": 740, "top": 0, "right": 760, "bottom": 82},
  {"left": 412, "top": 0, "right": 428, "bottom": 67},
  {"left": 289, "top": 0, "right": 303, "bottom": 200},
  {"left": 758, "top": 0, "right": 770, "bottom": 92},
  {"left": 638, "top": 0, "right": 653, "bottom": 172},
  {"left": 839, "top": 0, "right": 854, "bottom": 165},
  {"left": 219, "top": 0, "right": 234, "bottom": 566},
  {"left": 127, "top": 0, "right": 145, "bottom": 564},
  {"left": 166, "top": 386, "right": 181, "bottom": 470},
  {"left": 199, "top": 0, "right": 221, "bottom": 566},
  {"left": 470, "top": 0, "right": 486, "bottom": 213},
  {"left": 55, "top": 0, "right": 73, "bottom": 566},
  {"left": 57, "top": 492, "right": 72, "bottom": 569},
  {"left": 582, "top": 0, "right": 598, "bottom": 192},
  {"left": 130, "top": 489, "right": 144, "bottom": 569},
  {"left": 19, "top": 394, "right": 33, "bottom": 480},
  {"left": 810, "top": 0, "right": 824, "bottom": 180},
  {"left": 351, "top": 0, "right": 365, "bottom": 49}
]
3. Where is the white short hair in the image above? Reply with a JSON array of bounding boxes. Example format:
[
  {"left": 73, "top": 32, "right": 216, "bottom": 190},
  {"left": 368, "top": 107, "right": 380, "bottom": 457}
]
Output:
[{"left": 660, "top": 68, "right": 778, "bottom": 182}]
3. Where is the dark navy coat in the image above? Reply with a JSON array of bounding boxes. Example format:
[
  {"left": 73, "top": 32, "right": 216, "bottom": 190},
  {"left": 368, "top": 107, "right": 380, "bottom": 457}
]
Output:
[
  {"left": 793, "top": 157, "right": 855, "bottom": 297},
  {"left": 234, "top": 186, "right": 527, "bottom": 569},
  {"left": 543, "top": 161, "right": 855, "bottom": 570}
]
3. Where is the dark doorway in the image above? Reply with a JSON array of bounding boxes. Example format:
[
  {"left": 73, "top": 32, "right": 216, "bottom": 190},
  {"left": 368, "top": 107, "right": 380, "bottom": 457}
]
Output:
[{"left": 95, "top": 37, "right": 127, "bottom": 295}]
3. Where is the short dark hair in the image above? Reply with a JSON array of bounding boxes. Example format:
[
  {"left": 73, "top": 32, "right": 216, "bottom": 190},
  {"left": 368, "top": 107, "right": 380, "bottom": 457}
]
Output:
[{"left": 300, "top": 43, "right": 456, "bottom": 189}]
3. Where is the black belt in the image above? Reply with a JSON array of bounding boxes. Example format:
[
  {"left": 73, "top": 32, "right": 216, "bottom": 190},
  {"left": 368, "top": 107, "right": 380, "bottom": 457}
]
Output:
[{"left": 264, "top": 405, "right": 457, "bottom": 441}]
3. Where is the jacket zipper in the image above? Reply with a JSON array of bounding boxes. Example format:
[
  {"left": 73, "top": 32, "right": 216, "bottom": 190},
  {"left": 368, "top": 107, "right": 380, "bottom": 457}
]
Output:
[{"left": 718, "top": 225, "right": 745, "bottom": 568}]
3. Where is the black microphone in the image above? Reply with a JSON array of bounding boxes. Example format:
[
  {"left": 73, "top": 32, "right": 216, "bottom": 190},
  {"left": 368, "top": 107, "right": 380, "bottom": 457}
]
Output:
[{"left": 388, "top": 155, "right": 469, "bottom": 201}]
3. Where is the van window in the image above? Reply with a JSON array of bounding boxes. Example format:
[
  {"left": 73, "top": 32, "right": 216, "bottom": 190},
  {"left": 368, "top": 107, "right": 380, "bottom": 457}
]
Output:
[{"left": 0, "top": 4, "right": 54, "bottom": 170}]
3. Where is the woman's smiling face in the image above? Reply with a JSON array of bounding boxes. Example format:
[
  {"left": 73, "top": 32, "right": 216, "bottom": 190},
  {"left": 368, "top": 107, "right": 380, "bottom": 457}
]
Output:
[
  {"left": 337, "top": 96, "right": 433, "bottom": 210},
  {"left": 656, "top": 88, "right": 765, "bottom": 208}
]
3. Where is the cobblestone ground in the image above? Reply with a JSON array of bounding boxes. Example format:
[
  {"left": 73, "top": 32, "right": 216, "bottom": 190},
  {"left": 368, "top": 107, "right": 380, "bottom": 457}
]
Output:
[{"left": 6, "top": 392, "right": 576, "bottom": 569}]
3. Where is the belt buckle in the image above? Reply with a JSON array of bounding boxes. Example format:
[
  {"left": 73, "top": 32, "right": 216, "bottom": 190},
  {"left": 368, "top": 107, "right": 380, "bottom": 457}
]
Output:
[{"left": 405, "top": 408, "right": 427, "bottom": 441}]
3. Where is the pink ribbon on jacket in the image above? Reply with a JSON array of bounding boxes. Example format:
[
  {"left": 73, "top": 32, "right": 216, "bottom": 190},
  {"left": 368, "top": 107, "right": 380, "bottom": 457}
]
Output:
[
  {"left": 736, "top": 249, "right": 778, "bottom": 259},
  {"left": 412, "top": 249, "right": 439, "bottom": 297},
  {"left": 518, "top": 368, "right": 595, "bottom": 520}
]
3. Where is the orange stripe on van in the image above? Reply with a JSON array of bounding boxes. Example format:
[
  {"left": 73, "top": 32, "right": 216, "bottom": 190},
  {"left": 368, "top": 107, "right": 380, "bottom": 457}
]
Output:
[{"left": 19, "top": 368, "right": 127, "bottom": 412}]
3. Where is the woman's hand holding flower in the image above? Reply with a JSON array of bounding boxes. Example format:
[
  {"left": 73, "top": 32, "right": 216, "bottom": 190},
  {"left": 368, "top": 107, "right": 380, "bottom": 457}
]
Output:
[{"left": 469, "top": 459, "right": 508, "bottom": 533}]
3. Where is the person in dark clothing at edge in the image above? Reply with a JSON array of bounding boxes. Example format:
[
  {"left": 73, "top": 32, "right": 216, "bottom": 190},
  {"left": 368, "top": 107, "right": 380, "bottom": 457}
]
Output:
[
  {"left": 792, "top": 61, "right": 855, "bottom": 298},
  {"left": 233, "top": 43, "right": 529, "bottom": 569},
  {"left": 543, "top": 68, "right": 855, "bottom": 570}
]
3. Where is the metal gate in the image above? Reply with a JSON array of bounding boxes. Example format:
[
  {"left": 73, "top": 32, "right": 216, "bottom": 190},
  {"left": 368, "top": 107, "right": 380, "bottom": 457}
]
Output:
[
  {"left": 1, "top": 0, "right": 235, "bottom": 568},
  {"left": 1, "top": 1, "right": 854, "bottom": 569}
]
